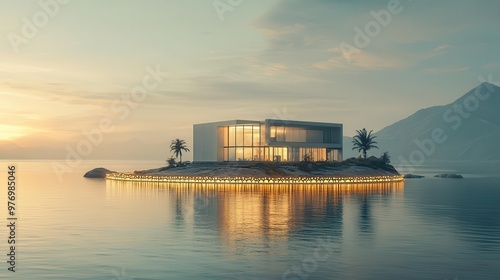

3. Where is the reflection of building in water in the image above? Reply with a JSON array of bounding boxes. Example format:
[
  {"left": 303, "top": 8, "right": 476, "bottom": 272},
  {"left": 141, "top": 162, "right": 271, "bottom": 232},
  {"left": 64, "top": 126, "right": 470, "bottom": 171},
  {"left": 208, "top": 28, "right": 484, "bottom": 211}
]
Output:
[
  {"left": 216, "top": 185, "right": 294, "bottom": 248},
  {"left": 105, "top": 181, "right": 404, "bottom": 253},
  {"left": 216, "top": 183, "right": 403, "bottom": 247}
]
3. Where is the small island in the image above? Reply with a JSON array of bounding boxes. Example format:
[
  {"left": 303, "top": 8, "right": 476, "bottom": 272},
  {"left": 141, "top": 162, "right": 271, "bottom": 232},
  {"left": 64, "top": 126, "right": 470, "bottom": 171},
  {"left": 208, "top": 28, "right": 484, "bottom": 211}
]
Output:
[
  {"left": 434, "top": 173, "right": 464, "bottom": 179},
  {"left": 102, "top": 123, "right": 404, "bottom": 184},
  {"left": 106, "top": 157, "right": 403, "bottom": 184}
]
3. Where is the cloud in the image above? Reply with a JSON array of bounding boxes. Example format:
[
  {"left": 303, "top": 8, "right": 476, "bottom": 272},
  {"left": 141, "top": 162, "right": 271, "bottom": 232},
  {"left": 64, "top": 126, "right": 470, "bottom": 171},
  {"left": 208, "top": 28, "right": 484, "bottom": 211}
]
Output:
[
  {"left": 0, "top": 64, "right": 54, "bottom": 73},
  {"left": 314, "top": 49, "right": 405, "bottom": 70},
  {"left": 422, "top": 45, "right": 453, "bottom": 60},
  {"left": 253, "top": 0, "right": 500, "bottom": 76},
  {"left": 2, "top": 81, "right": 114, "bottom": 108},
  {"left": 245, "top": 57, "right": 288, "bottom": 76},
  {"left": 432, "top": 45, "right": 452, "bottom": 52},
  {"left": 251, "top": 0, "right": 414, "bottom": 73},
  {"left": 258, "top": 23, "right": 306, "bottom": 37}
]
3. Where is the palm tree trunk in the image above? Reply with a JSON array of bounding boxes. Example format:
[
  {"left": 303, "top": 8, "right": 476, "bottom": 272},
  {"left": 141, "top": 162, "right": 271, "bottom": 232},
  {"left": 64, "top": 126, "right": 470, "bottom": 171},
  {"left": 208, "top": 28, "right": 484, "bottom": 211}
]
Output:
[
  {"left": 180, "top": 155, "right": 182, "bottom": 164},
  {"left": 363, "top": 150, "right": 367, "bottom": 159}
]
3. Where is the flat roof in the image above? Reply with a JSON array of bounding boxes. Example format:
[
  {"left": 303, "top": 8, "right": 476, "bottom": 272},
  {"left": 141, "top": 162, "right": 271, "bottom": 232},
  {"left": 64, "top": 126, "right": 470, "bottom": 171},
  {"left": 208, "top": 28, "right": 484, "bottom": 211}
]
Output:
[
  {"left": 265, "top": 119, "right": 342, "bottom": 127},
  {"left": 193, "top": 120, "right": 261, "bottom": 126},
  {"left": 194, "top": 119, "right": 342, "bottom": 127}
]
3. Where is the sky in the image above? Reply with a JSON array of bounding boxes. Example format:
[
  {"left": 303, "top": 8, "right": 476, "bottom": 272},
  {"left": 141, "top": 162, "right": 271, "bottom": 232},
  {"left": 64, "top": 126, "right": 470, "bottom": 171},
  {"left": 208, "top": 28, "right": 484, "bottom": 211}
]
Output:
[{"left": 1, "top": 0, "right": 500, "bottom": 160}]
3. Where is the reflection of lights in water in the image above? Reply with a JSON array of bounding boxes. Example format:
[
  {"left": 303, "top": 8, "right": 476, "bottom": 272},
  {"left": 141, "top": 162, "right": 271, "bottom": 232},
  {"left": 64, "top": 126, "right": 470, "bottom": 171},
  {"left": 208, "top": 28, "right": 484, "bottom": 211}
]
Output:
[
  {"left": 105, "top": 177, "right": 404, "bottom": 236},
  {"left": 106, "top": 180, "right": 404, "bottom": 197},
  {"left": 106, "top": 173, "right": 404, "bottom": 184},
  {"left": 105, "top": 180, "right": 404, "bottom": 255},
  {"left": 105, "top": 180, "right": 166, "bottom": 199}
]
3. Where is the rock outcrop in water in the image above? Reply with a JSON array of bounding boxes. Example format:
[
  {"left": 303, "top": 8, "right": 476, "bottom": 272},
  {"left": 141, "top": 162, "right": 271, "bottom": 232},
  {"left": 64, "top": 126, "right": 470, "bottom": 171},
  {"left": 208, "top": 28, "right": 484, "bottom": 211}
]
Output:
[
  {"left": 84, "top": 167, "right": 116, "bottom": 178},
  {"left": 434, "top": 174, "right": 463, "bottom": 179}
]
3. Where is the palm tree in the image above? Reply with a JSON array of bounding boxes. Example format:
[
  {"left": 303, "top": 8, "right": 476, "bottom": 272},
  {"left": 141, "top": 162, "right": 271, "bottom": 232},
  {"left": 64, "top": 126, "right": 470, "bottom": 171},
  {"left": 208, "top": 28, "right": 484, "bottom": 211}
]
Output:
[
  {"left": 352, "top": 128, "right": 378, "bottom": 159},
  {"left": 170, "top": 139, "right": 190, "bottom": 164}
]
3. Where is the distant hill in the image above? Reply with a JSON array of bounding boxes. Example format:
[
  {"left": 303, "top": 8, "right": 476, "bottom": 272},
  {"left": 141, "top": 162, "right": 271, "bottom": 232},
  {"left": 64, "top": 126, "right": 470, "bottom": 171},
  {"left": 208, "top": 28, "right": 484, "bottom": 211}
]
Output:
[{"left": 344, "top": 82, "right": 500, "bottom": 165}]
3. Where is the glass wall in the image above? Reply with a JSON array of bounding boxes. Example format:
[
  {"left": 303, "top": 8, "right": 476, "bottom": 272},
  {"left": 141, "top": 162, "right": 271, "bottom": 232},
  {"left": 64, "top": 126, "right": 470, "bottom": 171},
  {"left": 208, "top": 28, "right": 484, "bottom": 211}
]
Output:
[
  {"left": 269, "top": 126, "right": 328, "bottom": 143},
  {"left": 259, "top": 147, "right": 338, "bottom": 162},
  {"left": 223, "top": 124, "right": 261, "bottom": 161}
]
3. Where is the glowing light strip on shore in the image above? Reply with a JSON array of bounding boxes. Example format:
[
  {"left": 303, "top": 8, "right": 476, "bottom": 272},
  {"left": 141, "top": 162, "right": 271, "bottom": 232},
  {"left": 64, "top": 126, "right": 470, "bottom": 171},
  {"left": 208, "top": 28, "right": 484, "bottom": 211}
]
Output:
[{"left": 106, "top": 173, "right": 404, "bottom": 184}]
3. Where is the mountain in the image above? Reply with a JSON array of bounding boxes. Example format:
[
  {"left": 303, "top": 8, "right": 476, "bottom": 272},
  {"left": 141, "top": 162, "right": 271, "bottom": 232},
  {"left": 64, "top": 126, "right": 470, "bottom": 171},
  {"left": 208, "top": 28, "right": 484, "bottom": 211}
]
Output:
[{"left": 344, "top": 82, "right": 500, "bottom": 164}]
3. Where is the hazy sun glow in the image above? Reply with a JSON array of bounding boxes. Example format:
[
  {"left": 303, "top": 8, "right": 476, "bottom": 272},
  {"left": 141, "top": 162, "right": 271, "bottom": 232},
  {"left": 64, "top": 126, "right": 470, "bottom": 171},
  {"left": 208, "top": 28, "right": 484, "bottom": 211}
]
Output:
[{"left": 0, "top": 124, "right": 29, "bottom": 141}]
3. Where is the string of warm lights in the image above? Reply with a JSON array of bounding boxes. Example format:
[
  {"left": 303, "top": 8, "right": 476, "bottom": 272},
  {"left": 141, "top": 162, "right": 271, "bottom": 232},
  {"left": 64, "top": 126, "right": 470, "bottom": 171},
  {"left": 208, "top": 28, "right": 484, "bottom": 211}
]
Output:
[{"left": 106, "top": 173, "right": 404, "bottom": 184}]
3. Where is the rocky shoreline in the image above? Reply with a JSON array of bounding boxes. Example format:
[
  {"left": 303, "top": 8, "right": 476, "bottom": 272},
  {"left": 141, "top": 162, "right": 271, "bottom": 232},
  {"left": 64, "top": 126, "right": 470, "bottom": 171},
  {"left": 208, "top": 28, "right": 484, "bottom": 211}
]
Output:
[{"left": 83, "top": 167, "right": 116, "bottom": 178}]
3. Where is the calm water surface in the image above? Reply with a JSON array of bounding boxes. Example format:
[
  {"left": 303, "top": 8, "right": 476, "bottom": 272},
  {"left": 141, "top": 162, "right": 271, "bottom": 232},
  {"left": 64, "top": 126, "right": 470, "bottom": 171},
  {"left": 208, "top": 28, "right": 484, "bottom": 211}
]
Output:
[{"left": 1, "top": 160, "right": 499, "bottom": 279}]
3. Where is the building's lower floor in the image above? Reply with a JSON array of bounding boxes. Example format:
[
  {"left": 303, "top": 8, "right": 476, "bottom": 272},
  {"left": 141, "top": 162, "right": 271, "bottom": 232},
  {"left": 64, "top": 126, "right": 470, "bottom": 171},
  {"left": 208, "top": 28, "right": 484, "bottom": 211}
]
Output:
[{"left": 222, "top": 146, "right": 342, "bottom": 162}]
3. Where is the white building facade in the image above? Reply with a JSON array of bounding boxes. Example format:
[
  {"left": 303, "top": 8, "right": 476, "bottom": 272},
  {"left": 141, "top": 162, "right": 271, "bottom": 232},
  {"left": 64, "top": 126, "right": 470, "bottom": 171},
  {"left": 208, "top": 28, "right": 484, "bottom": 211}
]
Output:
[{"left": 193, "top": 119, "right": 343, "bottom": 162}]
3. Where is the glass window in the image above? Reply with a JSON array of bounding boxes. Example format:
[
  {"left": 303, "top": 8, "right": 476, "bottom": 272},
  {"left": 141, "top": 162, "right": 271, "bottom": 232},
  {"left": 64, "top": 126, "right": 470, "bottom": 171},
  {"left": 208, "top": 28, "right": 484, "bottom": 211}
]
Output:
[
  {"left": 223, "top": 126, "right": 229, "bottom": 146},
  {"left": 244, "top": 126, "right": 253, "bottom": 147},
  {"left": 324, "top": 128, "right": 332, "bottom": 143},
  {"left": 290, "top": 147, "right": 299, "bottom": 162},
  {"left": 334, "top": 149, "right": 341, "bottom": 161},
  {"left": 283, "top": 147, "right": 288, "bottom": 161},
  {"left": 228, "top": 148, "right": 236, "bottom": 161},
  {"left": 236, "top": 126, "right": 243, "bottom": 146},
  {"left": 276, "top": 126, "right": 285, "bottom": 141},
  {"left": 261, "top": 124, "right": 266, "bottom": 143},
  {"left": 306, "top": 130, "right": 323, "bottom": 142},
  {"left": 229, "top": 126, "right": 235, "bottom": 146},
  {"left": 236, "top": 147, "right": 244, "bottom": 161},
  {"left": 253, "top": 147, "right": 261, "bottom": 161},
  {"left": 243, "top": 147, "right": 252, "bottom": 161},
  {"left": 223, "top": 148, "right": 229, "bottom": 161},
  {"left": 266, "top": 147, "right": 273, "bottom": 161},
  {"left": 288, "top": 127, "right": 307, "bottom": 142},
  {"left": 253, "top": 126, "right": 260, "bottom": 146},
  {"left": 273, "top": 147, "right": 283, "bottom": 162},
  {"left": 267, "top": 127, "right": 330, "bottom": 143}
]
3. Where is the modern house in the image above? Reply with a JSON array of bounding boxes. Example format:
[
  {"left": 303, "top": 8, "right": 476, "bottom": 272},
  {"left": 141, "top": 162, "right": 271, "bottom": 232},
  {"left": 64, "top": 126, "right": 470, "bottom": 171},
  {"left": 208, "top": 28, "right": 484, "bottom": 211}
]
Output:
[{"left": 193, "top": 119, "right": 343, "bottom": 162}]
